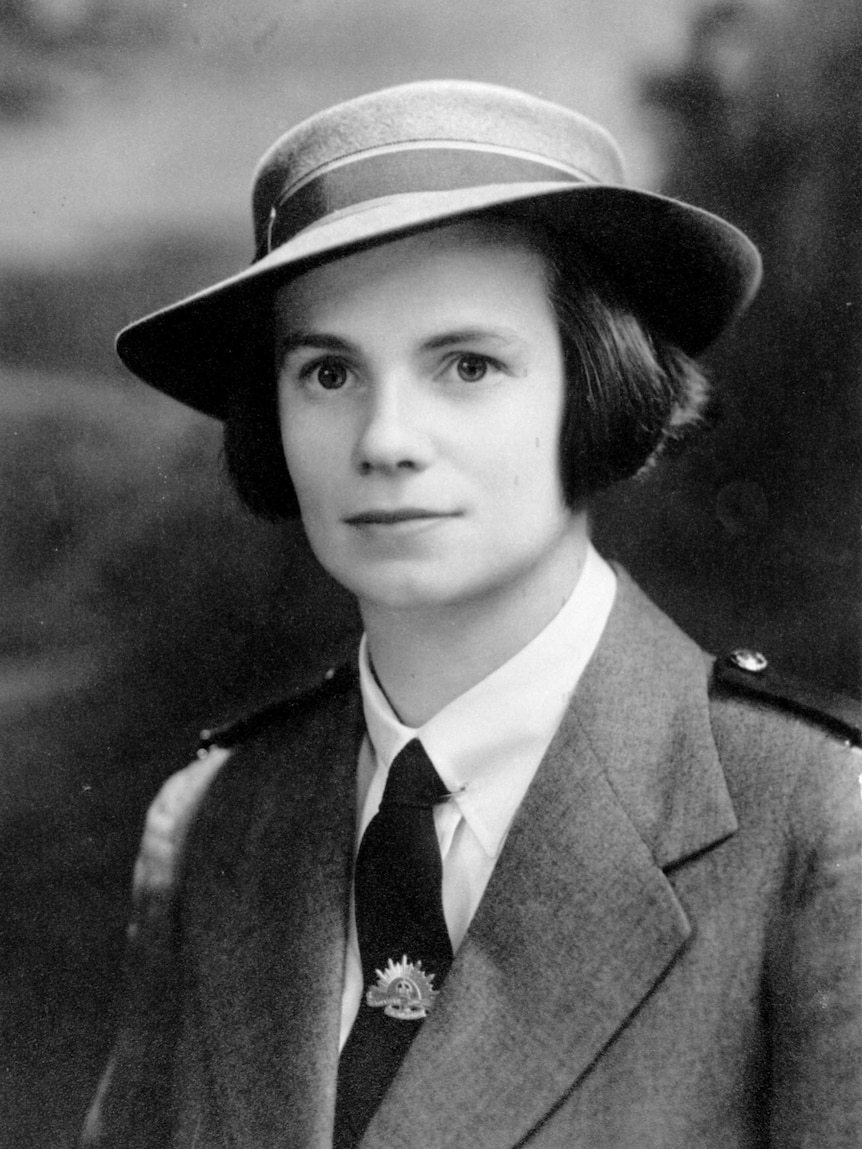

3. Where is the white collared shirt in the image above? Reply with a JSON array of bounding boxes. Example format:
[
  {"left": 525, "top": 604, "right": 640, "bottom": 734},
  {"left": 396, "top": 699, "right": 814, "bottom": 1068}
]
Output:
[{"left": 338, "top": 543, "right": 617, "bottom": 1048}]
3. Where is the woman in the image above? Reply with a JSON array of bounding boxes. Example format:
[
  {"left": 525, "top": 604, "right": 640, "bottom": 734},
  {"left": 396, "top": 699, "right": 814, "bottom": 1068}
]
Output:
[{"left": 83, "top": 81, "right": 860, "bottom": 1148}]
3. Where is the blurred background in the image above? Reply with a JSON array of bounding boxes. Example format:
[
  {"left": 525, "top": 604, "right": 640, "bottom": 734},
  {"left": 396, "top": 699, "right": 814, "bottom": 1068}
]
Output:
[{"left": 1, "top": 0, "right": 859, "bottom": 1144}]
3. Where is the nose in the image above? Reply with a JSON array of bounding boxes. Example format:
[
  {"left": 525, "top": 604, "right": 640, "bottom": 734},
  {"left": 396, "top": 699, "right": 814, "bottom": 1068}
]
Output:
[{"left": 353, "top": 378, "right": 433, "bottom": 475}]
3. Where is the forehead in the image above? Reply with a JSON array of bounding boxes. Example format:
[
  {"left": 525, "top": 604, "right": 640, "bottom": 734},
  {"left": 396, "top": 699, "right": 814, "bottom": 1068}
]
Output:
[{"left": 273, "top": 215, "right": 554, "bottom": 328}]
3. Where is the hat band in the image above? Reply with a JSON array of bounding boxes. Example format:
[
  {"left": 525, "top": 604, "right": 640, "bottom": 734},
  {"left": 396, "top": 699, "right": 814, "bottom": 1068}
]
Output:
[{"left": 258, "top": 143, "right": 588, "bottom": 259}]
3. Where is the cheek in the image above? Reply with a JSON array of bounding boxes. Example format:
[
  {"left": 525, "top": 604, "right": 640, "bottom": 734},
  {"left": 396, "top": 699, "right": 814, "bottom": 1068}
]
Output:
[
  {"left": 488, "top": 391, "right": 567, "bottom": 494},
  {"left": 279, "top": 412, "right": 345, "bottom": 519},
  {"left": 279, "top": 414, "right": 317, "bottom": 503}
]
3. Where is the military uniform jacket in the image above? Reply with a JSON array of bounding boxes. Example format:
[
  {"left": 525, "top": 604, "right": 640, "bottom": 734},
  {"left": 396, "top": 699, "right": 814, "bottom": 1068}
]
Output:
[{"left": 83, "top": 573, "right": 862, "bottom": 1148}]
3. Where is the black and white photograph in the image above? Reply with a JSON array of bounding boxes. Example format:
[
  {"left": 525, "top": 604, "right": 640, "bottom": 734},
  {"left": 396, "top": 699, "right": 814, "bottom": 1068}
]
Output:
[{"left": 1, "top": 2, "right": 859, "bottom": 1146}]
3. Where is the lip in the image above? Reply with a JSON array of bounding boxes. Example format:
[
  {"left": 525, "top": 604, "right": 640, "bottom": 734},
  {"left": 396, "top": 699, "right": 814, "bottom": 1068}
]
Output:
[{"left": 344, "top": 509, "right": 460, "bottom": 525}]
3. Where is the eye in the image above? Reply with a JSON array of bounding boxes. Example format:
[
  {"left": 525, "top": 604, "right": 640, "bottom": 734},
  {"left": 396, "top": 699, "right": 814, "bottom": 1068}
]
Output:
[
  {"left": 454, "top": 354, "right": 489, "bottom": 383},
  {"left": 308, "top": 359, "right": 349, "bottom": 390}
]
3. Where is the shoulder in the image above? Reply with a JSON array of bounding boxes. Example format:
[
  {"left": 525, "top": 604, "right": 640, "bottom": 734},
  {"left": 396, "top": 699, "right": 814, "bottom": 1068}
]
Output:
[
  {"left": 707, "top": 647, "right": 862, "bottom": 839},
  {"left": 132, "top": 744, "right": 232, "bottom": 903},
  {"left": 196, "top": 656, "right": 359, "bottom": 753},
  {"left": 709, "top": 647, "right": 861, "bottom": 750},
  {"left": 133, "top": 657, "right": 359, "bottom": 902}
]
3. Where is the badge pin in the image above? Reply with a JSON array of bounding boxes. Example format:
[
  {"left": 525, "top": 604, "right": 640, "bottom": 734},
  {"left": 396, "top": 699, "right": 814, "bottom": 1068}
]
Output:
[{"left": 366, "top": 956, "right": 439, "bottom": 1020}]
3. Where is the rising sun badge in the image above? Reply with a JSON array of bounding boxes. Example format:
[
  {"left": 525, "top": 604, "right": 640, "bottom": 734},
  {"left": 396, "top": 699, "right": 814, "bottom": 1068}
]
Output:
[{"left": 366, "top": 956, "right": 439, "bottom": 1020}]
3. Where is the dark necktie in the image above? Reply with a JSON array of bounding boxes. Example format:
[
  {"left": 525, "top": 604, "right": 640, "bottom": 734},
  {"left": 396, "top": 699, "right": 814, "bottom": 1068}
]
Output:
[{"left": 334, "top": 739, "right": 454, "bottom": 1148}]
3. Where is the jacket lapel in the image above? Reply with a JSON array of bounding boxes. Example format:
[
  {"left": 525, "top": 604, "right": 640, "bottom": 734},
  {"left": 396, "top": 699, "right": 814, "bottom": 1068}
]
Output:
[
  {"left": 363, "top": 573, "right": 738, "bottom": 1148},
  {"left": 188, "top": 678, "right": 364, "bottom": 1149}
]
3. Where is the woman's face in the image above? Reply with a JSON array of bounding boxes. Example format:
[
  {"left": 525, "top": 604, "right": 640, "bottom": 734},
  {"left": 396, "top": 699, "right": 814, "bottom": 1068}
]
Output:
[{"left": 275, "top": 218, "right": 582, "bottom": 618}]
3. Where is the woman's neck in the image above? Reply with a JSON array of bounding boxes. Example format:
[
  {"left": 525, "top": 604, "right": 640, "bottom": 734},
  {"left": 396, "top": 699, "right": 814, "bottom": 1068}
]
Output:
[{"left": 360, "top": 523, "right": 589, "bottom": 727}]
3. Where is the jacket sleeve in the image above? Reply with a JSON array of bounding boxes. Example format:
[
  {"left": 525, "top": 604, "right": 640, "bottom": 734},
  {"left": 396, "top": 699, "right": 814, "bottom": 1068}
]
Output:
[
  {"left": 767, "top": 735, "right": 862, "bottom": 1147},
  {"left": 80, "top": 747, "right": 231, "bottom": 1149}
]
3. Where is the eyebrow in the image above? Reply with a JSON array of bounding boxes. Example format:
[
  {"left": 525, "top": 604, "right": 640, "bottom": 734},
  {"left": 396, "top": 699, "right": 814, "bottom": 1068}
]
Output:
[
  {"left": 278, "top": 326, "right": 524, "bottom": 357},
  {"left": 278, "top": 332, "right": 358, "bottom": 357},
  {"left": 421, "top": 327, "right": 523, "bottom": 351}
]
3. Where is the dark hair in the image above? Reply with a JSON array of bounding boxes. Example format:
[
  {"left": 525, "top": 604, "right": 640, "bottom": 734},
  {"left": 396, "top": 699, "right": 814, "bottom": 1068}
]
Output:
[
  {"left": 544, "top": 241, "right": 709, "bottom": 506},
  {"left": 223, "top": 320, "right": 300, "bottom": 520},
  {"left": 223, "top": 221, "right": 709, "bottom": 520}
]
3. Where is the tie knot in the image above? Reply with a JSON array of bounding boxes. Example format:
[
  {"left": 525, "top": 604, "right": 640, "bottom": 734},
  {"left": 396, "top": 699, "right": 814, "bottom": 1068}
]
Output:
[{"left": 380, "top": 739, "right": 450, "bottom": 810}]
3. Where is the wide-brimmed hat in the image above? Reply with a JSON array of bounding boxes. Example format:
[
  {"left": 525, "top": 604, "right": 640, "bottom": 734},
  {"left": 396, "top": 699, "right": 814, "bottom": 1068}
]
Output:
[{"left": 117, "top": 79, "right": 761, "bottom": 420}]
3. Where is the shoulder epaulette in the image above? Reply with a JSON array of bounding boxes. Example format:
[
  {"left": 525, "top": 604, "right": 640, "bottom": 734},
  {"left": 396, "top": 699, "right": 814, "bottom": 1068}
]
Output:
[
  {"left": 712, "top": 648, "right": 861, "bottom": 749},
  {"left": 196, "top": 658, "right": 357, "bottom": 753}
]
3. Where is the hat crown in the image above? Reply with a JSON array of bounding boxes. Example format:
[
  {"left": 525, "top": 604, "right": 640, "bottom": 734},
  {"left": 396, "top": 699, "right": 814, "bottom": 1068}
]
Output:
[{"left": 251, "top": 80, "right": 626, "bottom": 255}]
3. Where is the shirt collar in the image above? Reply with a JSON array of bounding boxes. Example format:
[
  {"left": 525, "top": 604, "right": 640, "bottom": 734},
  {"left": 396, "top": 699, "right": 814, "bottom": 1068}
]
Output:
[{"left": 359, "top": 543, "right": 617, "bottom": 858}]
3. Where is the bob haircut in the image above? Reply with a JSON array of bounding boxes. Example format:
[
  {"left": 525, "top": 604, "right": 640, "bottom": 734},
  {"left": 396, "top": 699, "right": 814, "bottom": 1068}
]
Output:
[{"left": 223, "top": 215, "right": 709, "bottom": 521}]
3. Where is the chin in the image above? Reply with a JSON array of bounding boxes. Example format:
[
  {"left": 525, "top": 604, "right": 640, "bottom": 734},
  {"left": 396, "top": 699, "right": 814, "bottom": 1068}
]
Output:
[
  {"left": 332, "top": 565, "right": 468, "bottom": 613},
  {"left": 347, "top": 580, "right": 454, "bottom": 614}
]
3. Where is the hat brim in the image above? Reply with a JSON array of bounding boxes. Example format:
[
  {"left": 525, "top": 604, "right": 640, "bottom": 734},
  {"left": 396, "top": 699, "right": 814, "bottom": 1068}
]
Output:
[{"left": 116, "top": 180, "right": 761, "bottom": 419}]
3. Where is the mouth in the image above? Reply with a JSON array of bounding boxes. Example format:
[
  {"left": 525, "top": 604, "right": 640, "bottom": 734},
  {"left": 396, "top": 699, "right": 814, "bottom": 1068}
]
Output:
[{"left": 344, "top": 509, "right": 459, "bottom": 525}]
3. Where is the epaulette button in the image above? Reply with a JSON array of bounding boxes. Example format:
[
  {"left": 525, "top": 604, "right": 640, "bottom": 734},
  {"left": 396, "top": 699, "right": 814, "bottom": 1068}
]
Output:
[{"left": 729, "top": 649, "right": 768, "bottom": 674}]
